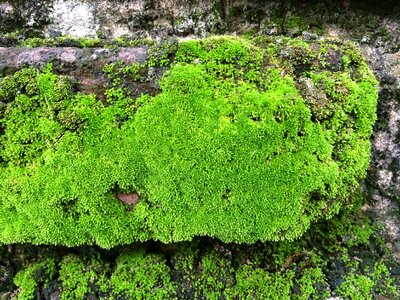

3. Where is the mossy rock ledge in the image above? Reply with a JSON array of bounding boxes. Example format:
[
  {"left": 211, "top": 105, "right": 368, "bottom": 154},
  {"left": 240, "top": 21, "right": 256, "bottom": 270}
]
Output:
[{"left": 0, "top": 36, "right": 378, "bottom": 248}]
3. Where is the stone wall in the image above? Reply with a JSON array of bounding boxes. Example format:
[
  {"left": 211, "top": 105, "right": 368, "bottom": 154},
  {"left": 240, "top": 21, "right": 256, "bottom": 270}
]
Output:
[
  {"left": 1, "top": 2, "right": 399, "bottom": 252},
  {"left": 2, "top": 0, "right": 397, "bottom": 40},
  {"left": 1, "top": 1, "right": 400, "bottom": 298}
]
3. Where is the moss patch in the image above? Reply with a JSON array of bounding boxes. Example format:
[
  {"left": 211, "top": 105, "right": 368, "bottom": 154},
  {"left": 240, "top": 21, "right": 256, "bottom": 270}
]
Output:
[{"left": 0, "top": 35, "right": 377, "bottom": 247}]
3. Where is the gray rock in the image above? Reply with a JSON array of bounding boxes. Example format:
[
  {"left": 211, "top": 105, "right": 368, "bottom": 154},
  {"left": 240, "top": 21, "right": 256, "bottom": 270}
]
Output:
[
  {"left": 0, "top": 46, "right": 148, "bottom": 97},
  {"left": 46, "top": 0, "right": 99, "bottom": 38}
]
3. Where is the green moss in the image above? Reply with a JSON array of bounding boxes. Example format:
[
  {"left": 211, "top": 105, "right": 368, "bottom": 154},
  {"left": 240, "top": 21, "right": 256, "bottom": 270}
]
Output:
[
  {"left": 371, "top": 262, "right": 400, "bottom": 298},
  {"left": 235, "top": 266, "right": 326, "bottom": 299},
  {"left": 0, "top": 35, "right": 377, "bottom": 247},
  {"left": 195, "top": 250, "right": 235, "bottom": 298},
  {"left": 19, "top": 36, "right": 102, "bottom": 48},
  {"left": 10, "top": 241, "right": 399, "bottom": 299},
  {"left": 170, "top": 246, "right": 199, "bottom": 297},
  {"left": 294, "top": 267, "right": 330, "bottom": 300},
  {"left": 59, "top": 254, "right": 109, "bottom": 300},
  {"left": 231, "top": 266, "right": 295, "bottom": 299},
  {"left": 337, "top": 273, "right": 375, "bottom": 300},
  {"left": 19, "top": 37, "right": 56, "bottom": 48},
  {"left": 3, "top": 30, "right": 22, "bottom": 39},
  {"left": 110, "top": 37, "right": 155, "bottom": 48},
  {"left": 78, "top": 37, "right": 102, "bottom": 48},
  {"left": 103, "top": 61, "right": 143, "bottom": 92},
  {"left": 336, "top": 259, "right": 400, "bottom": 300},
  {"left": 13, "top": 258, "right": 56, "bottom": 300},
  {"left": 169, "top": 239, "right": 333, "bottom": 298},
  {"left": 110, "top": 250, "right": 176, "bottom": 299},
  {"left": 17, "top": 35, "right": 154, "bottom": 48},
  {"left": 147, "top": 37, "right": 179, "bottom": 67}
]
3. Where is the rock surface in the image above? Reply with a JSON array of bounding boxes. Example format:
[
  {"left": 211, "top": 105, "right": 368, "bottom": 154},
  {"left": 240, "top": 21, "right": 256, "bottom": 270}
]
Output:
[
  {"left": 0, "top": 0, "right": 399, "bottom": 40},
  {"left": 0, "top": 46, "right": 148, "bottom": 95}
]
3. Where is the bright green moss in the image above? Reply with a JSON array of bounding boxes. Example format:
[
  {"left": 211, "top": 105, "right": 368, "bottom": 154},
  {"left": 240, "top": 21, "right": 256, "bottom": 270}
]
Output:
[
  {"left": 0, "top": 36, "right": 377, "bottom": 247},
  {"left": 59, "top": 254, "right": 109, "bottom": 300},
  {"left": 336, "top": 259, "right": 400, "bottom": 300},
  {"left": 232, "top": 267, "right": 295, "bottom": 299},
  {"left": 110, "top": 250, "right": 176, "bottom": 299},
  {"left": 337, "top": 273, "right": 374, "bottom": 300},
  {"left": 13, "top": 258, "right": 56, "bottom": 300},
  {"left": 134, "top": 63, "right": 337, "bottom": 242}
]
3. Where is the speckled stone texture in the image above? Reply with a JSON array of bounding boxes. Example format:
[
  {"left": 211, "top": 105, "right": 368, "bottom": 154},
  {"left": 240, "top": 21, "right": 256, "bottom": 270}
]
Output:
[{"left": 0, "top": 46, "right": 148, "bottom": 95}]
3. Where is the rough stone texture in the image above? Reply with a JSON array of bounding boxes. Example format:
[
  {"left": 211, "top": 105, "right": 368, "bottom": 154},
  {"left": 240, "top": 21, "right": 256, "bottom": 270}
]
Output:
[
  {"left": 0, "top": 46, "right": 148, "bottom": 96},
  {"left": 0, "top": 46, "right": 148, "bottom": 70},
  {"left": 1, "top": 0, "right": 399, "bottom": 40},
  {"left": 46, "top": 0, "right": 99, "bottom": 38},
  {"left": 0, "top": 0, "right": 304, "bottom": 39},
  {"left": 116, "top": 192, "right": 140, "bottom": 207},
  {"left": 349, "top": 17, "right": 400, "bottom": 262}
]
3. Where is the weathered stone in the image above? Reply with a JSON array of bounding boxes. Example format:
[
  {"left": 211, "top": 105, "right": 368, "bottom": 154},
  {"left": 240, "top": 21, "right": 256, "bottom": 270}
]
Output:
[
  {"left": 116, "top": 192, "right": 140, "bottom": 207},
  {"left": 0, "top": 46, "right": 148, "bottom": 96},
  {"left": 46, "top": 0, "right": 99, "bottom": 38}
]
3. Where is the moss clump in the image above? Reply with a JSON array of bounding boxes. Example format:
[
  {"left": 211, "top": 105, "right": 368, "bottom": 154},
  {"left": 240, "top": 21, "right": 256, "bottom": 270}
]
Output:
[
  {"left": 0, "top": 35, "right": 377, "bottom": 247},
  {"left": 110, "top": 250, "right": 176, "bottom": 299},
  {"left": 13, "top": 258, "right": 56, "bottom": 300},
  {"left": 335, "top": 260, "right": 400, "bottom": 300},
  {"left": 58, "top": 254, "right": 109, "bottom": 300},
  {"left": 135, "top": 59, "right": 336, "bottom": 243}
]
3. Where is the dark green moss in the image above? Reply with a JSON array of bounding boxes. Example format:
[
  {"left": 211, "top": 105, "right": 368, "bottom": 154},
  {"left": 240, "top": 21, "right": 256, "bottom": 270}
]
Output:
[{"left": 12, "top": 233, "right": 397, "bottom": 300}]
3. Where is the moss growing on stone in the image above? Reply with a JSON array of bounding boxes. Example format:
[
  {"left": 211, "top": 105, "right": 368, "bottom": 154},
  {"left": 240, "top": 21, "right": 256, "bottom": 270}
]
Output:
[
  {"left": 13, "top": 258, "right": 56, "bottom": 300},
  {"left": 58, "top": 254, "right": 109, "bottom": 300},
  {"left": 336, "top": 261, "right": 400, "bottom": 300},
  {"left": 110, "top": 250, "right": 176, "bottom": 299},
  {"left": 15, "top": 36, "right": 154, "bottom": 48},
  {"left": 0, "top": 36, "right": 377, "bottom": 248},
  {"left": 13, "top": 237, "right": 397, "bottom": 300}
]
